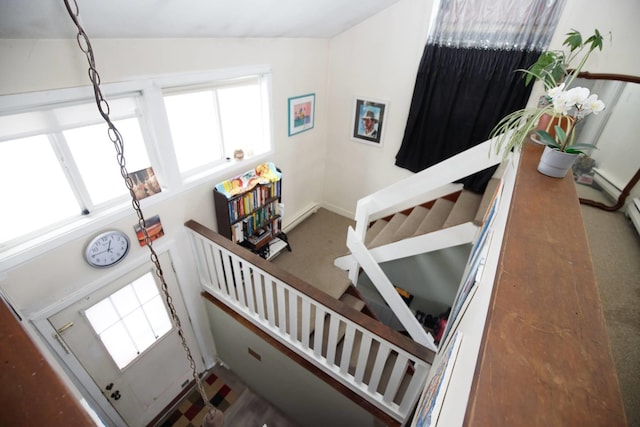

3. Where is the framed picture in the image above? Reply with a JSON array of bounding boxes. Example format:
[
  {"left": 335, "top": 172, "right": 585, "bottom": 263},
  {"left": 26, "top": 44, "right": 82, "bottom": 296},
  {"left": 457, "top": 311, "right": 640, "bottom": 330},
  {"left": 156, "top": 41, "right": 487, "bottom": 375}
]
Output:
[
  {"left": 127, "top": 167, "right": 161, "bottom": 201},
  {"left": 351, "top": 97, "right": 387, "bottom": 146},
  {"left": 133, "top": 215, "right": 164, "bottom": 247},
  {"left": 288, "top": 93, "right": 315, "bottom": 136}
]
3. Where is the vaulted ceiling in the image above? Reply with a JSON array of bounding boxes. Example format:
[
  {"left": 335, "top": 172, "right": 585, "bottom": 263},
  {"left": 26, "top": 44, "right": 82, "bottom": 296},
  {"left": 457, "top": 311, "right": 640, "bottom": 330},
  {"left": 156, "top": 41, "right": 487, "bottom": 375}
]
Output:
[{"left": 0, "top": 0, "right": 402, "bottom": 39}]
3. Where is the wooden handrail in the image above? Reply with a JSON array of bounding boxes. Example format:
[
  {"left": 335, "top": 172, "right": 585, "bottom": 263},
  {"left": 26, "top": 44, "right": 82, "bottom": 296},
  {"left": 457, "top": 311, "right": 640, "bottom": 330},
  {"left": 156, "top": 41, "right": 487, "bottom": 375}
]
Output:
[
  {"left": 464, "top": 142, "right": 627, "bottom": 425},
  {"left": 185, "top": 220, "right": 434, "bottom": 364}
]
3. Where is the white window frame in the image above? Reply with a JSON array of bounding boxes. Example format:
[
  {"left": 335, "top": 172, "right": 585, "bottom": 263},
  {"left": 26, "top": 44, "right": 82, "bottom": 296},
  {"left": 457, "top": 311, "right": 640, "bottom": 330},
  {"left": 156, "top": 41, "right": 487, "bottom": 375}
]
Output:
[{"left": 0, "top": 65, "right": 274, "bottom": 269}]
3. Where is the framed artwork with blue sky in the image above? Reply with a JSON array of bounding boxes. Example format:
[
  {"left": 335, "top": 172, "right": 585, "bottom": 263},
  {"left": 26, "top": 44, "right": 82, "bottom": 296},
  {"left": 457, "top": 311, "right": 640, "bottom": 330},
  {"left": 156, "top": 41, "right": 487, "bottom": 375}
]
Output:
[{"left": 288, "top": 93, "right": 315, "bottom": 136}]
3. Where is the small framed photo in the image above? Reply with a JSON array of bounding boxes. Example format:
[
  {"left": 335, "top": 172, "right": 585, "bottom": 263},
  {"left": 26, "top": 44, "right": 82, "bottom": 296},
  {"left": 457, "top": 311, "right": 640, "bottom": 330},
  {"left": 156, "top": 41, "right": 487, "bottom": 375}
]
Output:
[
  {"left": 134, "top": 215, "right": 164, "bottom": 247},
  {"left": 351, "top": 97, "right": 387, "bottom": 146},
  {"left": 288, "top": 93, "right": 315, "bottom": 136},
  {"left": 128, "top": 167, "right": 161, "bottom": 200}
]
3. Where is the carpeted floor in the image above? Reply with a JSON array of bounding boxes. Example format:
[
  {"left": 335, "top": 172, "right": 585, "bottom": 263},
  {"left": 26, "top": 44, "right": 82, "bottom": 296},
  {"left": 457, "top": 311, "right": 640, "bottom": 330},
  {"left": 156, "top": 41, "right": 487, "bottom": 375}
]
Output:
[{"left": 579, "top": 202, "right": 640, "bottom": 427}]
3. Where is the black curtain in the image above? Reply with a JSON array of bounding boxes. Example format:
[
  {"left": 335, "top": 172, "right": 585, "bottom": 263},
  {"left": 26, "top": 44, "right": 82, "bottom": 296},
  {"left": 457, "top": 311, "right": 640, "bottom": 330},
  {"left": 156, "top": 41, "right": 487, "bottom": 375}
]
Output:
[{"left": 395, "top": 45, "right": 541, "bottom": 192}]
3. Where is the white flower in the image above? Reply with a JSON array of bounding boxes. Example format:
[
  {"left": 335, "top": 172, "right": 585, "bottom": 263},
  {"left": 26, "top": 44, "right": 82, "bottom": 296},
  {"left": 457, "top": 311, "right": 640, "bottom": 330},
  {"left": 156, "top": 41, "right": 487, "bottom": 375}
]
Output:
[
  {"left": 547, "top": 85, "right": 605, "bottom": 120},
  {"left": 585, "top": 95, "right": 605, "bottom": 114},
  {"left": 547, "top": 83, "right": 565, "bottom": 99}
]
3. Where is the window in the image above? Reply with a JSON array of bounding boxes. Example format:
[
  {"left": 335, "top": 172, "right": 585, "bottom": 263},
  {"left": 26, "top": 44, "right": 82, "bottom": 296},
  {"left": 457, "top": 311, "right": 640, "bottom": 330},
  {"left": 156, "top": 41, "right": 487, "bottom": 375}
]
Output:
[
  {"left": 0, "top": 96, "right": 151, "bottom": 244},
  {"left": 163, "top": 75, "right": 271, "bottom": 176},
  {"left": 0, "top": 68, "right": 273, "bottom": 252},
  {"left": 84, "top": 272, "right": 172, "bottom": 369}
]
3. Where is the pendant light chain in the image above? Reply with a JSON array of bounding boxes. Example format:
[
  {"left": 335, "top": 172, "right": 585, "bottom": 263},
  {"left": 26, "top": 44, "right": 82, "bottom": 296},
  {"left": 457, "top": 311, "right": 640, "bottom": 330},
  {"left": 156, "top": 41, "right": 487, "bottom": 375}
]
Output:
[{"left": 62, "top": 0, "right": 215, "bottom": 414}]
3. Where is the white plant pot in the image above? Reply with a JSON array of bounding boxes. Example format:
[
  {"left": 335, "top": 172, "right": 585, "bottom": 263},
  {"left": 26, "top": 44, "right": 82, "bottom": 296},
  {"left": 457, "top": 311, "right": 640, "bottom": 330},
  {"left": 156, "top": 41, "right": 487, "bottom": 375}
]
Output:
[{"left": 537, "top": 146, "right": 578, "bottom": 178}]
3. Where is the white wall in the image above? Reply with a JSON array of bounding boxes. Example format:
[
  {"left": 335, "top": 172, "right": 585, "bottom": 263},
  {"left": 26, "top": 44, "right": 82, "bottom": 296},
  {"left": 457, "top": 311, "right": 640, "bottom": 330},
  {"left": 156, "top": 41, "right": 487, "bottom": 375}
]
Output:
[
  {"left": 322, "top": 0, "right": 434, "bottom": 217},
  {"left": 323, "top": 0, "right": 640, "bottom": 218},
  {"left": 0, "top": 37, "right": 329, "bottom": 375}
]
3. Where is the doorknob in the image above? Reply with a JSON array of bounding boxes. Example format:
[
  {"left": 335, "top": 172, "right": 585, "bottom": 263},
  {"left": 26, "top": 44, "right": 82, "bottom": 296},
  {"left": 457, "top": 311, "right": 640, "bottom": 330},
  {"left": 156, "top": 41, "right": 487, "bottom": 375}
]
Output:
[{"left": 110, "top": 390, "right": 121, "bottom": 400}]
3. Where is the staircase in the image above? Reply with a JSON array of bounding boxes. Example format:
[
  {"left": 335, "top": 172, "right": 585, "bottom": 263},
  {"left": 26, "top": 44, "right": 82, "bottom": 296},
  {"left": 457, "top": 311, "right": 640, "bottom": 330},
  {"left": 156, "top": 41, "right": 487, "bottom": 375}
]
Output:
[
  {"left": 331, "top": 176, "right": 502, "bottom": 340},
  {"left": 187, "top": 220, "right": 433, "bottom": 425},
  {"left": 186, "top": 138, "right": 509, "bottom": 425},
  {"left": 333, "top": 140, "right": 504, "bottom": 349}
]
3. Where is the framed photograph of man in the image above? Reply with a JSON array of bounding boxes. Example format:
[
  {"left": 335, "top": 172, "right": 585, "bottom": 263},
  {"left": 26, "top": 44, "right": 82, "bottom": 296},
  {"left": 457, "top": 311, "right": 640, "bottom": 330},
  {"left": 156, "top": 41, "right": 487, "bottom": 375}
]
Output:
[
  {"left": 288, "top": 93, "right": 315, "bottom": 136},
  {"left": 351, "top": 98, "right": 387, "bottom": 146}
]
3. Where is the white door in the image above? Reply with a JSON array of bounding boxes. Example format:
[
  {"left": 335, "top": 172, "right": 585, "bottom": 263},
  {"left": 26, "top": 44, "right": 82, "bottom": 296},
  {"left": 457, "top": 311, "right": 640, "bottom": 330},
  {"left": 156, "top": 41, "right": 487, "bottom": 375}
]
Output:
[{"left": 48, "top": 253, "right": 200, "bottom": 426}]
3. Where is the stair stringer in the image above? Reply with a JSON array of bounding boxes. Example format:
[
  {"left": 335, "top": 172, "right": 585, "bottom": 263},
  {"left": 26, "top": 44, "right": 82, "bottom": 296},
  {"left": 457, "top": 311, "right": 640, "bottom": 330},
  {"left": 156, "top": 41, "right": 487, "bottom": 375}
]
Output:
[
  {"left": 334, "top": 222, "right": 478, "bottom": 270},
  {"left": 347, "top": 138, "right": 504, "bottom": 284},
  {"left": 347, "top": 227, "right": 438, "bottom": 352}
]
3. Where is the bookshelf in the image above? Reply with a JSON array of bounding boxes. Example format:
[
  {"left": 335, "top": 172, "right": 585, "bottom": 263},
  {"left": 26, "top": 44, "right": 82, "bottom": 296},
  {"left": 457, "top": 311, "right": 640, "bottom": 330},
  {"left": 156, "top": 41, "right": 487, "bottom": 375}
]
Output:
[{"left": 213, "top": 163, "right": 291, "bottom": 259}]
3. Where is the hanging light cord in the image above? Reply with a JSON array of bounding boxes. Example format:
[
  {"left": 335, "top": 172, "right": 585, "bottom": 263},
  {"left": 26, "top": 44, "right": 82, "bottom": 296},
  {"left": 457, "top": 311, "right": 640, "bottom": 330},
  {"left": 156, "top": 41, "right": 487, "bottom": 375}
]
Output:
[{"left": 61, "top": 0, "right": 217, "bottom": 417}]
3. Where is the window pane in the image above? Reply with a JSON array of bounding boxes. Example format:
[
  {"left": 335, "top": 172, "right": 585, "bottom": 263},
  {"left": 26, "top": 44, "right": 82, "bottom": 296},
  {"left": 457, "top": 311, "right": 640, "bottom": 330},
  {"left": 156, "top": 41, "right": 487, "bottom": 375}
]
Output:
[
  {"left": 110, "top": 285, "right": 138, "bottom": 318},
  {"left": 123, "top": 308, "right": 156, "bottom": 349},
  {"left": 132, "top": 273, "right": 159, "bottom": 304},
  {"left": 100, "top": 322, "right": 138, "bottom": 368},
  {"left": 65, "top": 118, "right": 151, "bottom": 206},
  {"left": 164, "top": 91, "right": 222, "bottom": 173},
  {"left": 143, "top": 296, "right": 172, "bottom": 337},
  {"left": 84, "top": 272, "right": 173, "bottom": 370},
  {"left": 84, "top": 299, "right": 119, "bottom": 334},
  {"left": 0, "top": 135, "right": 80, "bottom": 243},
  {"left": 217, "top": 84, "right": 263, "bottom": 156}
]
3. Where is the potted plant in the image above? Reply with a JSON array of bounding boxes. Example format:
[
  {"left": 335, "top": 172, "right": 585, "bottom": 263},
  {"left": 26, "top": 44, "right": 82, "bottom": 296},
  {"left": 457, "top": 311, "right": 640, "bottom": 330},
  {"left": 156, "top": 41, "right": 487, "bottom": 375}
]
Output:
[{"left": 491, "top": 29, "right": 607, "bottom": 178}]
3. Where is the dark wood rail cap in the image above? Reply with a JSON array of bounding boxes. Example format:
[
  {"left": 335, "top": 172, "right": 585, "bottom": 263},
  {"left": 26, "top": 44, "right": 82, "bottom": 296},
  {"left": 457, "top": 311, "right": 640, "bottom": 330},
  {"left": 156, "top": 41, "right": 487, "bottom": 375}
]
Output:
[{"left": 464, "top": 142, "right": 627, "bottom": 426}]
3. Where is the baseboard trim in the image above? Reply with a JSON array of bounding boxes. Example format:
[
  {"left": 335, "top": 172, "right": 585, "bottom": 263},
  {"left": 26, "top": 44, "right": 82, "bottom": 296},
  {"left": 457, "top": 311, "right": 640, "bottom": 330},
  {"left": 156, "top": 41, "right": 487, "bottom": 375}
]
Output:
[
  {"left": 282, "top": 202, "right": 319, "bottom": 233},
  {"left": 319, "top": 202, "right": 354, "bottom": 220},
  {"left": 626, "top": 199, "right": 640, "bottom": 236},
  {"left": 592, "top": 168, "right": 622, "bottom": 201}
]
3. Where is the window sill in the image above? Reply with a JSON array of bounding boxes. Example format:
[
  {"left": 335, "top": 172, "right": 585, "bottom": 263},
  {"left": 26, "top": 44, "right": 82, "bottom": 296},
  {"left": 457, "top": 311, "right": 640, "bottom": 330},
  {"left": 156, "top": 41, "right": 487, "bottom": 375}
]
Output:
[{"left": 0, "top": 151, "right": 274, "bottom": 272}]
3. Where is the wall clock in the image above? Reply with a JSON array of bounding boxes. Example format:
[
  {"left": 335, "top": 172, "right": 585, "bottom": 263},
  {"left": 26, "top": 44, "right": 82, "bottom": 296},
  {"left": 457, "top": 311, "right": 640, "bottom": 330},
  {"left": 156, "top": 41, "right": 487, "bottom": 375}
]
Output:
[{"left": 85, "top": 230, "right": 130, "bottom": 268}]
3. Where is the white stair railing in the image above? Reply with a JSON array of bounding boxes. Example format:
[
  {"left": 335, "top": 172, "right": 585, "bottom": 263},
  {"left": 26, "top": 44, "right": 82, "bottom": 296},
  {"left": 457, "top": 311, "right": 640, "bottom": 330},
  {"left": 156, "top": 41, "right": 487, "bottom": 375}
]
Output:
[
  {"left": 185, "top": 222, "right": 434, "bottom": 424},
  {"left": 341, "top": 138, "right": 505, "bottom": 345}
]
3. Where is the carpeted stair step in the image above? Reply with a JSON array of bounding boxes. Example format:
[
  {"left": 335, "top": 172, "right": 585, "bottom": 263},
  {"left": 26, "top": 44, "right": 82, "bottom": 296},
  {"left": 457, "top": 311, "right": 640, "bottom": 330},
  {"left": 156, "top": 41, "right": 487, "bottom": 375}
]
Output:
[
  {"left": 339, "top": 293, "right": 366, "bottom": 313},
  {"left": 319, "top": 293, "right": 367, "bottom": 356},
  {"left": 392, "top": 205, "right": 430, "bottom": 241},
  {"left": 442, "top": 189, "right": 482, "bottom": 228},
  {"left": 333, "top": 330, "right": 414, "bottom": 405},
  {"left": 364, "top": 219, "right": 388, "bottom": 247},
  {"left": 321, "top": 274, "right": 352, "bottom": 300},
  {"left": 368, "top": 213, "right": 407, "bottom": 248},
  {"left": 473, "top": 177, "right": 501, "bottom": 225},
  {"left": 412, "top": 198, "right": 454, "bottom": 236}
]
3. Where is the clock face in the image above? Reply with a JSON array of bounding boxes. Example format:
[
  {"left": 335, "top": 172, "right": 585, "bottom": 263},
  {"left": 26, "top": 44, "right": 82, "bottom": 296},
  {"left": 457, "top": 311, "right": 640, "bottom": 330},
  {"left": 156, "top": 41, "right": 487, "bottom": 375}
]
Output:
[{"left": 85, "top": 231, "right": 130, "bottom": 268}]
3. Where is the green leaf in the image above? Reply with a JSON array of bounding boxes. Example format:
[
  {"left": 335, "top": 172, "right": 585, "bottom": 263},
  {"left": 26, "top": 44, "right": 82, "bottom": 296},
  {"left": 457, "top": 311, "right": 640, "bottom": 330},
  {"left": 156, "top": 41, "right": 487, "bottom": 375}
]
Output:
[
  {"left": 554, "top": 125, "right": 567, "bottom": 145},
  {"left": 585, "top": 29, "right": 604, "bottom": 51},
  {"left": 569, "top": 142, "right": 598, "bottom": 151},
  {"left": 563, "top": 29, "right": 583, "bottom": 52},
  {"left": 535, "top": 130, "right": 558, "bottom": 147}
]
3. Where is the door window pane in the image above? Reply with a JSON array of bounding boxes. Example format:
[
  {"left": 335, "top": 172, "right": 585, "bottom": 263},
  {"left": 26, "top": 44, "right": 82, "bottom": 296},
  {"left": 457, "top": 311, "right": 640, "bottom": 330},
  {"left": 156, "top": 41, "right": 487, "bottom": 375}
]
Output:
[
  {"left": 0, "top": 135, "right": 80, "bottom": 243},
  {"left": 84, "top": 272, "right": 172, "bottom": 369}
]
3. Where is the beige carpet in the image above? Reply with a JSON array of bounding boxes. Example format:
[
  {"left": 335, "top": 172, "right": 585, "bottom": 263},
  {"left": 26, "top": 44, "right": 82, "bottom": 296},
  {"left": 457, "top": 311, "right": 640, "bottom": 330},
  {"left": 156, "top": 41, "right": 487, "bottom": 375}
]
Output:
[
  {"left": 580, "top": 204, "right": 640, "bottom": 427},
  {"left": 272, "top": 208, "right": 355, "bottom": 296}
]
